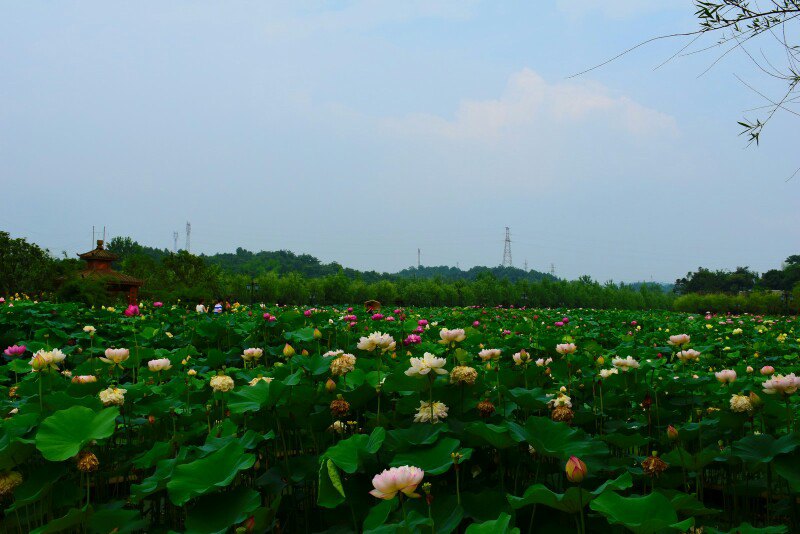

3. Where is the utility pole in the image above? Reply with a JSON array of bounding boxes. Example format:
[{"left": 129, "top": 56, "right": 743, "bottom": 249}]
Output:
[
  {"left": 173, "top": 232, "right": 179, "bottom": 253},
  {"left": 502, "top": 227, "right": 513, "bottom": 267},
  {"left": 185, "top": 222, "right": 191, "bottom": 253}
]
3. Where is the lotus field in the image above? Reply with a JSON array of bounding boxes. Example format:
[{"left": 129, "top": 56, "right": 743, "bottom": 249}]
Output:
[{"left": 1, "top": 300, "right": 800, "bottom": 533}]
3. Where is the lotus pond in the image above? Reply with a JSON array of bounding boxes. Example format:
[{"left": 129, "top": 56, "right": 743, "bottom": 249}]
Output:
[{"left": 0, "top": 300, "right": 799, "bottom": 533}]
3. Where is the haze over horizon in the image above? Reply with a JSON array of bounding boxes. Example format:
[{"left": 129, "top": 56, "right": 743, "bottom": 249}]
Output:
[{"left": 2, "top": 1, "right": 798, "bottom": 283}]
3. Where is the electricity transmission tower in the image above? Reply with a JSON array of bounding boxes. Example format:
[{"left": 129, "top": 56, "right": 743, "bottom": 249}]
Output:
[
  {"left": 523, "top": 259, "right": 528, "bottom": 271},
  {"left": 502, "top": 227, "right": 512, "bottom": 267},
  {"left": 417, "top": 248, "right": 421, "bottom": 269},
  {"left": 185, "top": 222, "right": 191, "bottom": 253},
  {"left": 550, "top": 263, "right": 556, "bottom": 277},
  {"left": 173, "top": 232, "right": 179, "bottom": 253}
]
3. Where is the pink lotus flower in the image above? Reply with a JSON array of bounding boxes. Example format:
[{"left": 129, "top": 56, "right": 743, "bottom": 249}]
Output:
[
  {"left": 418, "top": 319, "right": 429, "bottom": 326},
  {"left": 714, "top": 369, "right": 737, "bottom": 384},
  {"left": 304, "top": 309, "right": 313, "bottom": 317},
  {"left": 347, "top": 307, "right": 353, "bottom": 312},
  {"left": 371, "top": 313, "right": 384, "bottom": 321},
  {"left": 404, "top": 334, "right": 422, "bottom": 345},
  {"left": 554, "top": 321, "right": 564, "bottom": 327},
  {"left": 385, "top": 316, "right": 395, "bottom": 322},
  {"left": 124, "top": 305, "right": 140, "bottom": 317},
  {"left": 153, "top": 302, "right": 163, "bottom": 308},
  {"left": 668, "top": 334, "right": 690, "bottom": 346},
  {"left": 763, "top": 373, "right": 800, "bottom": 396},
  {"left": 556, "top": 343, "right": 577, "bottom": 355},
  {"left": 394, "top": 309, "right": 402, "bottom": 314},
  {"left": 473, "top": 320, "right": 480, "bottom": 327},
  {"left": 4, "top": 345, "right": 26, "bottom": 357},
  {"left": 761, "top": 366, "right": 775, "bottom": 376},
  {"left": 562, "top": 317, "right": 570, "bottom": 324},
  {"left": 414, "top": 326, "right": 424, "bottom": 334},
  {"left": 369, "top": 466, "right": 424, "bottom": 500}
]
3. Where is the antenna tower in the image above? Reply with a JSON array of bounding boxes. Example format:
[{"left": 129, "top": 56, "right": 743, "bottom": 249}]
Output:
[
  {"left": 185, "top": 222, "right": 191, "bottom": 253},
  {"left": 173, "top": 232, "right": 179, "bottom": 253},
  {"left": 550, "top": 263, "right": 556, "bottom": 276},
  {"left": 502, "top": 227, "right": 513, "bottom": 267},
  {"left": 523, "top": 259, "right": 528, "bottom": 271}
]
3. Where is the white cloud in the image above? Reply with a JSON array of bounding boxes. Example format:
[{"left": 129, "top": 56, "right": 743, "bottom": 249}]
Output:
[{"left": 381, "top": 68, "right": 678, "bottom": 140}]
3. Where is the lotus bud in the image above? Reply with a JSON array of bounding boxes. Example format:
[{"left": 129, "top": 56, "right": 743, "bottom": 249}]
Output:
[
  {"left": 667, "top": 425, "right": 679, "bottom": 441},
  {"left": 325, "top": 378, "right": 337, "bottom": 392},
  {"left": 301, "top": 349, "right": 309, "bottom": 356},
  {"left": 596, "top": 356, "right": 604, "bottom": 366},
  {"left": 313, "top": 328, "right": 322, "bottom": 340},
  {"left": 30, "top": 353, "right": 47, "bottom": 372},
  {"left": 565, "top": 456, "right": 587, "bottom": 483},
  {"left": 283, "top": 344, "right": 295, "bottom": 358},
  {"left": 749, "top": 391, "right": 762, "bottom": 407}
]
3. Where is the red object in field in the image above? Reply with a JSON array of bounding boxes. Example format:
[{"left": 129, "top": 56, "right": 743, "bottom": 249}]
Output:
[
  {"left": 364, "top": 300, "right": 381, "bottom": 312},
  {"left": 77, "top": 240, "right": 143, "bottom": 305}
]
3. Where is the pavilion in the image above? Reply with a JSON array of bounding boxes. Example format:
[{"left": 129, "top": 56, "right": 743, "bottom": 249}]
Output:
[{"left": 77, "top": 240, "right": 143, "bottom": 304}]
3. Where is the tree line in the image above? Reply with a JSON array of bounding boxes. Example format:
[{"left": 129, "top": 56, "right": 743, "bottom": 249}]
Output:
[{"left": 3, "top": 232, "right": 797, "bottom": 312}]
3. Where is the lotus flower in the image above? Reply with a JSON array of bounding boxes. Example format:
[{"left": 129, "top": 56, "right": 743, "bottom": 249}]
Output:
[
  {"left": 369, "top": 466, "right": 424, "bottom": 500},
  {"left": 3, "top": 345, "right": 26, "bottom": 357},
  {"left": 406, "top": 353, "right": 448, "bottom": 377},
  {"left": 148, "top": 358, "right": 172, "bottom": 372},
  {"left": 668, "top": 334, "right": 690, "bottom": 346},
  {"left": 714, "top": 369, "right": 736, "bottom": 384},
  {"left": 555, "top": 343, "right": 577, "bottom": 355},
  {"left": 762, "top": 373, "right": 800, "bottom": 396},
  {"left": 101, "top": 348, "right": 130, "bottom": 366},
  {"left": 439, "top": 328, "right": 466, "bottom": 344}
]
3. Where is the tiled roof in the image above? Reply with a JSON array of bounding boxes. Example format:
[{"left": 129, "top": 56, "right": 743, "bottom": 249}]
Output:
[{"left": 79, "top": 270, "right": 143, "bottom": 286}]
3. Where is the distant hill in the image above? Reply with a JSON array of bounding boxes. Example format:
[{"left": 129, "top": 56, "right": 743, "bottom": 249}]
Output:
[{"left": 107, "top": 238, "right": 556, "bottom": 283}]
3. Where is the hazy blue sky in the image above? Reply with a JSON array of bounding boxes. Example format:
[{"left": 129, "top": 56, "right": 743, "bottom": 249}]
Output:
[{"left": 2, "top": 1, "right": 798, "bottom": 282}]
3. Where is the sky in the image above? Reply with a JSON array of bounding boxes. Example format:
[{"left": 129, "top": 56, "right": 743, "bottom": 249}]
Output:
[{"left": 1, "top": 1, "right": 798, "bottom": 282}]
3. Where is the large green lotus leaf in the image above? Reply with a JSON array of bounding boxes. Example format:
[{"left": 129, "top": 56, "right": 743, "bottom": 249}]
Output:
[
  {"left": 89, "top": 505, "right": 148, "bottom": 534},
  {"left": 284, "top": 326, "right": 316, "bottom": 343},
  {"left": 323, "top": 427, "right": 385, "bottom": 474},
  {"left": 590, "top": 491, "right": 694, "bottom": 534},
  {"left": 226, "top": 381, "right": 271, "bottom": 413},
  {"left": 384, "top": 424, "right": 447, "bottom": 450},
  {"left": 731, "top": 434, "right": 799, "bottom": 465},
  {"left": 131, "top": 451, "right": 189, "bottom": 501},
  {"left": 508, "top": 472, "right": 632, "bottom": 514},
  {"left": 167, "top": 442, "right": 256, "bottom": 505},
  {"left": 464, "top": 512, "right": 519, "bottom": 534},
  {"left": 318, "top": 458, "right": 346, "bottom": 509},
  {"left": 185, "top": 487, "right": 261, "bottom": 533},
  {"left": 295, "top": 353, "right": 333, "bottom": 376},
  {"left": 506, "top": 387, "right": 547, "bottom": 411},
  {"left": 4, "top": 463, "right": 66, "bottom": 512},
  {"left": 662, "top": 490, "right": 720, "bottom": 517},
  {"left": 706, "top": 523, "right": 788, "bottom": 534},
  {"left": 662, "top": 446, "right": 722, "bottom": 472},
  {"left": 131, "top": 441, "right": 172, "bottom": 469},
  {"left": 30, "top": 507, "right": 87, "bottom": 534},
  {"left": 464, "top": 422, "right": 519, "bottom": 449},
  {"left": 773, "top": 451, "right": 800, "bottom": 492},
  {"left": 35, "top": 406, "right": 119, "bottom": 461},
  {"left": 390, "top": 437, "right": 472, "bottom": 475},
  {"left": 363, "top": 499, "right": 397, "bottom": 531},
  {"left": 507, "top": 417, "right": 608, "bottom": 460}
]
